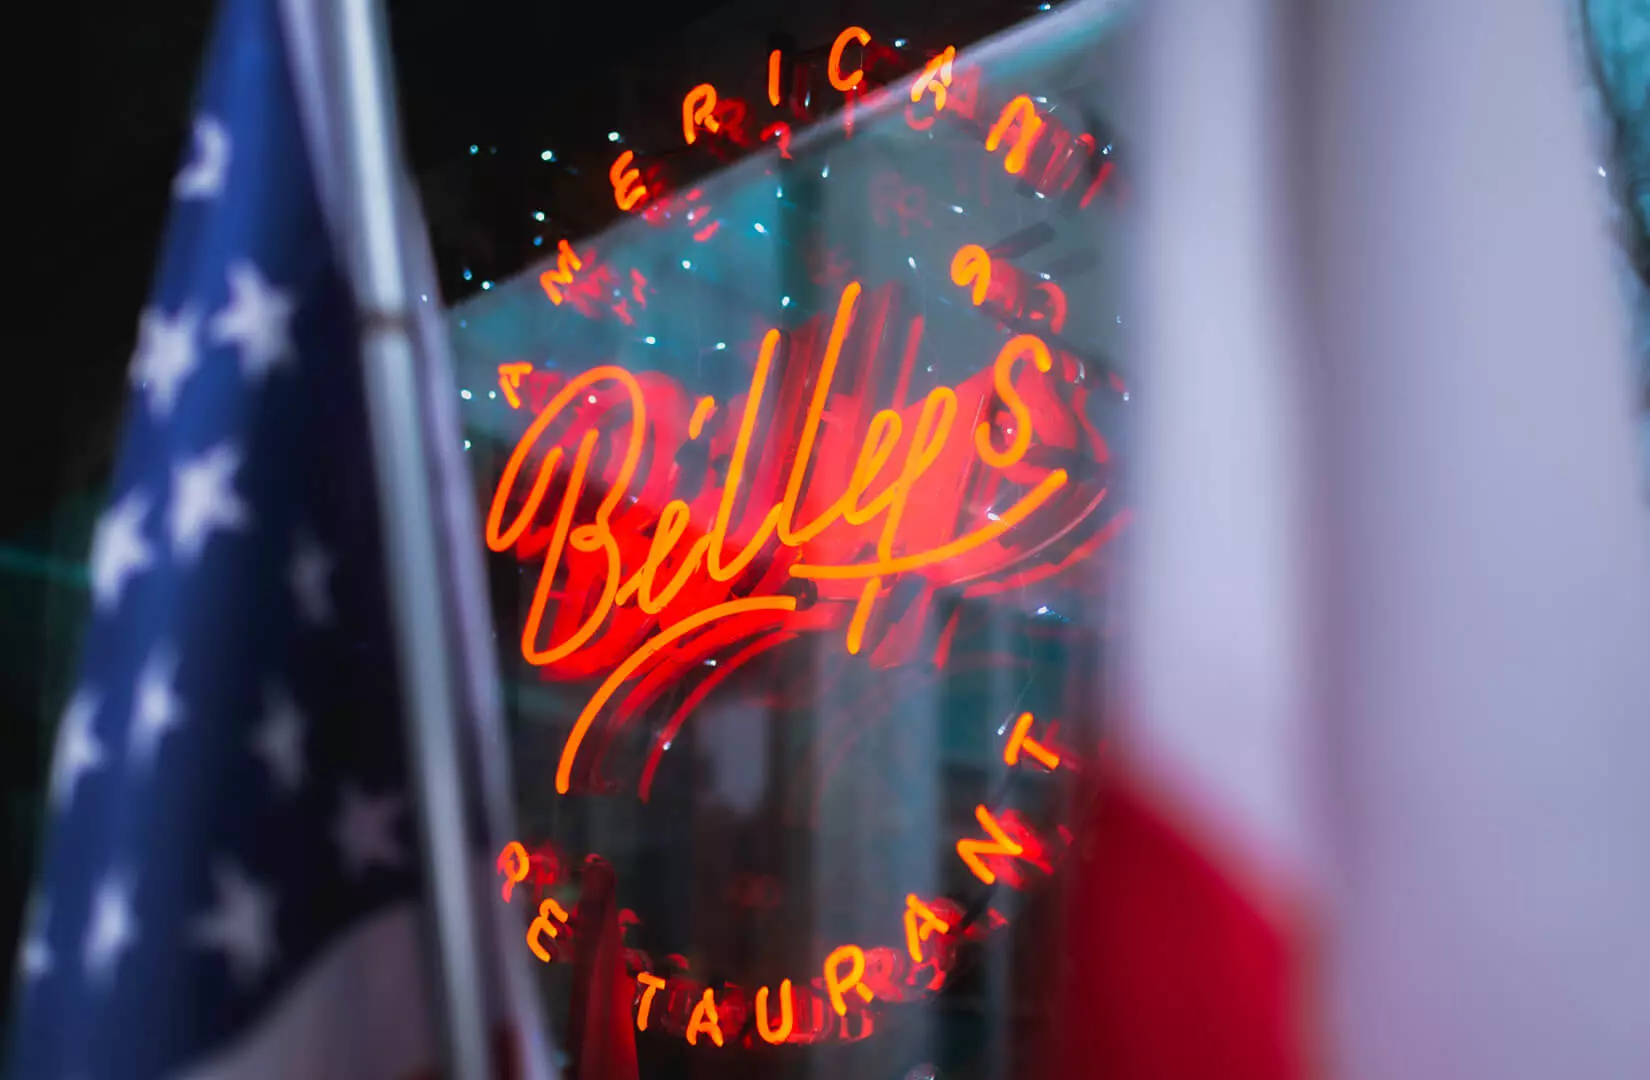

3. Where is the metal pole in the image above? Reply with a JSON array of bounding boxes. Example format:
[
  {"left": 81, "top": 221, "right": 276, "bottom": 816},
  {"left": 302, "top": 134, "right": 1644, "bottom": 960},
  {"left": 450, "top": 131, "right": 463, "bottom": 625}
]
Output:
[{"left": 328, "top": 2, "right": 491, "bottom": 1078}]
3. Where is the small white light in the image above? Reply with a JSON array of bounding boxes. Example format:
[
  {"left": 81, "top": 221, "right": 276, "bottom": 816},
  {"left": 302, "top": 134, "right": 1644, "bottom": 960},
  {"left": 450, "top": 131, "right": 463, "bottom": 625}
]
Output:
[
  {"left": 608, "top": 131, "right": 622, "bottom": 142},
  {"left": 644, "top": 335, "right": 657, "bottom": 345},
  {"left": 894, "top": 38, "right": 907, "bottom": 47},
  {"left": 460, "top": 389, "right": 472, "bottom": 399},
  {"left": 715, "top": 341, "right": 726, "bottom": 350},
  {"left": 754, "top": 222, "right": 767, "bottom": 234},
  {"left": 776, "top": 186, "right": 784, "bottom": 198},
  {"left": 1039, "top": 2, "right": 1051, "bottom": 9},
  {"left": 468, "top": 144, "right": 478, "bottom": 154},
  {"left": 1123, "top": 391, "right": 1131, "bottom": 401},
  {"left": 1040, "top": 272, "right": 1051, "bottom": 280},
  {"left": 951, "top": 204, "right": 965, "bottom": 214},
  {"left": 420, "top": 293, "right": 428, "bottom": 302},
  {"left": 821, "top": 164, "right": 830, "bottom": 178},
  {"left": 705, "top": 659, "right": 717, "bottom": 667},
  {"left": 681, "top": 259, "right": 692, "bottom": 270},
  {"left": 533, "top": 211, "right": 545, "bottom": 221},
  {"left": 1116, "top": 315, "right": 1123, "bottom": 324},
  {"left": 541, "top": 149, "right": 556, "bottom": 161},
  {"left": 488, "top": 390, "right": 497, "bottom": 399},
  {"left": 1035, "top": 190, "right": 1046, "bottom": 199},
  {"left": 587, "top": 395, "right": 597, "bottom": 404},
  {"left": 1102, "top": 143, "right": 1113, "bottom": 155},
  {"left": 1599, "top": 166, "right": 1608, "bottom": 177},
  {"left": 480, "top": 280, "right": 493, "bottom": 290},
  {"left": 464, "top": 439, "right": 472, "bottom": 449},
  {"left": 987, "top": 511, "right": 1002, "bottom": 521},
  {"left": 908, "top": 256, "right": 917, "bottom": 269},
  {"left": 1036, "top": 605, "right": 1049, "bottom": 614},
  {"left": 1034, "top": 96, "right": 1048, "bottom": 103},
  {"left": 781, "top": 295, "right": 792, "bottom": 307}
]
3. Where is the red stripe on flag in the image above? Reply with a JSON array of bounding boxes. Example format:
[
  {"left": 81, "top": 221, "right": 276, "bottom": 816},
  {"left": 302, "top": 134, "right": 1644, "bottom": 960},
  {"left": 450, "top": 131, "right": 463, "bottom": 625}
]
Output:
[{"left": 1043, "top": 766, "right": 1309, "bottom": 1080}]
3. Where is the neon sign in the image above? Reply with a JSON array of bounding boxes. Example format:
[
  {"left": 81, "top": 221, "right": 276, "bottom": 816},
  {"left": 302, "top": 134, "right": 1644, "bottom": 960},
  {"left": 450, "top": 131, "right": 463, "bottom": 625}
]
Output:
[
  {"left": 477, "top": 17, "right": 1130, "bottom": 1057},
  {"left": 985, "top": 95, "right": 1045, "bottom": 176},
  {"left": 485, "top": 274, "right": 1115, "bottom": 796},
  {"left": 575, "top": 25, "right": 1121, "bottom": 231},
  {"left": 537, "top": 239, "right": 586, "bottom": 304},
  {"left": 497, "top": 708, "right": 1070, "bottom": 1048}
]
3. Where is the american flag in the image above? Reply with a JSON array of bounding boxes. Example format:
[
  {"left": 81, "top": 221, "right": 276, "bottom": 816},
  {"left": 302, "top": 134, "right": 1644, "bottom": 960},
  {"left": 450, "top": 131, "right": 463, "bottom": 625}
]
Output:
[{"left": 8, "top": 0, "right": 523, "bottom": 1076}]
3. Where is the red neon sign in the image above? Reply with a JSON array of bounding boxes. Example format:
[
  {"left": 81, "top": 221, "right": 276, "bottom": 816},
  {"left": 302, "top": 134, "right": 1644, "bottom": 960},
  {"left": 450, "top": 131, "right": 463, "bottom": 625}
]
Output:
[{"left": 484, "top": 278, "right": 1108, "bottom": 796}]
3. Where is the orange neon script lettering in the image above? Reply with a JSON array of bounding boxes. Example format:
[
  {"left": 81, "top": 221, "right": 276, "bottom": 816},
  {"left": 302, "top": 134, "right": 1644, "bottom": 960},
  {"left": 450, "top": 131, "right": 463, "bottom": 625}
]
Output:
[
  {"left": 755, "top": 980, "right": 795, "bottom": 1044},
  {"left": 975, "top": 334, "right": 1053, "bottom": 470},
  {"left": 527, "top": 897, "right": 569, "bottom": 962},
  {"left": 497, "top": 362, "right": 532, "bottom": 409},
  {"left": 1004, "top": 711, "right": 1061, "bottom": 769},
  {"left": 824, "top": 944, "right": 875, "bottom": 1015},
  {"left": 903, "top": 894, "right": 952, "bottom": 963},
  {"left": 539, "top": 239, "right": 584, "bottom": 303},
  {"left": 950, "top": 244, "right": 990, "bottom": 305},
  {"left": 487, "top": 280, "right": 1085, "bottom": 791},
  {"left": 986, "top": 95, "right": 1045, "bottom": 175},
  {"left": 911, "top": 46, "right": 955, "bottom": 110},
  {"left": 635, "top": 972, "right": 667, "bottom": 1030},
  {"left": 498, "top": 840, "right": 530, "bottom": 901},
  {"left": 686, "top": 988, "right": 725, "bottom": 1046},
  {"left": 688, "top": 396, "right": 716, "bottom": 439},
  {"left": 483, "top": 366, "right": 647, "bottom": 666},
  {"left": 682, "top": 84, "right": 721, "bottom": 145},
  {"left": 610, "top": 152, "right": 647, "bottom": 211},
  {"left": 957, "top": 805, "right": 1025, "bottom": 885},
  {"left": 828, "top": 26, "right": 871, "bottom": 92}
]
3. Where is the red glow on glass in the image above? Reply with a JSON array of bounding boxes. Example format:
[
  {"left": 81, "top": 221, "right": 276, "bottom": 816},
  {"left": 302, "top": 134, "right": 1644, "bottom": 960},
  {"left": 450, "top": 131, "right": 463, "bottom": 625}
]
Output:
[{"left": 761, "top": 121, "right": 792, "bottom": 159}]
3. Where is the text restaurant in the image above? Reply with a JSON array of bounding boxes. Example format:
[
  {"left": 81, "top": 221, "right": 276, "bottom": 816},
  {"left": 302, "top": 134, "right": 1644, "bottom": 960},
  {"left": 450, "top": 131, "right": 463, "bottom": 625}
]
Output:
[{"left": 452, "top": 2, "right": 1133, "bottom": 1076}]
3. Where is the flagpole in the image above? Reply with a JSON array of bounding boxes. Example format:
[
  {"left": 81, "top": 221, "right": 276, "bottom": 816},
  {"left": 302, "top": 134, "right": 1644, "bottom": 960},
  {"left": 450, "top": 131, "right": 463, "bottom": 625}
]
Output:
[{"left": 327, "top": 2, "right": 492, "bottom": 1078}]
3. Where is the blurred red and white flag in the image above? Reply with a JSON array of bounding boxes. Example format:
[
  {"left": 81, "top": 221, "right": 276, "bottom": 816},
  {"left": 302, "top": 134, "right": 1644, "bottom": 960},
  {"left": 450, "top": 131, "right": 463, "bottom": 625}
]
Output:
[{"left": 1052, "top": 2, "right": 1650, "bottom": 1078}]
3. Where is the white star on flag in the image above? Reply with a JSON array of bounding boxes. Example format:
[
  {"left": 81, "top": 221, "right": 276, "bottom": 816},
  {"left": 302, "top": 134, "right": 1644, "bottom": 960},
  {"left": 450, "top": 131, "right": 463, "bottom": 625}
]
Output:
[
  {"left": 19, "top": 894, "right": 51, "bottom": 981},
  {"left": 88, "top": 491, "right": 154, "bottom": 613},
  {"left": 288, "top": 531, "right": 334, "bottom": 625},
  {"left": 129, "top": 645, "right": 185, "bottom": 767},
  {"left": 192, "top": 860, "right": 278, "bottom": 985},
  {"left": 210, "top": 261, "right": 295, "bottom": 381},
  {"left": 129, "top": 307, "right": 201, "bottom": 419},
  {"left": 83, "top": 873, "right": 138, "bottom": 986},
  {"left": 170, "top": 442, "right": 249, "bottom": 561},
  {"left": 251, "top": 683, "right": 306, "bottom": 793},
  {"left": 333, "top": 785, "right": 406, "bottom": 879},
  {"left": 51, "top": 691, "right": 104, "bottom": 811},
  {"left": 174, "top": 115, "right": 231, "bottom": 200}
]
